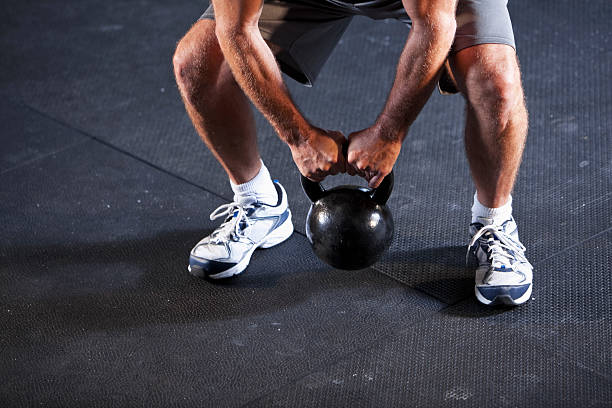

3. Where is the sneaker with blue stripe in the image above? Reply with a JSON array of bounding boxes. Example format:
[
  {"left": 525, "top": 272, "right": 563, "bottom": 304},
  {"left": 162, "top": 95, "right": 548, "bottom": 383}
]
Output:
[
  {"left": 188, "top": 181, "right": 293, "bottom": 279},
  {"left": 467, "top": 216, "right": 533, "bottom": 306}
]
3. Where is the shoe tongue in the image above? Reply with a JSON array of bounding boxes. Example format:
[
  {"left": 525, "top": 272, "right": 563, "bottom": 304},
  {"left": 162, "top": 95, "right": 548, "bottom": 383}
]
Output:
[
  {"left": 234, "top": 194, "right": 257, "bottom": 206},
  {"left": 476, "top": 216, "right": 496, "bottom": 226}
]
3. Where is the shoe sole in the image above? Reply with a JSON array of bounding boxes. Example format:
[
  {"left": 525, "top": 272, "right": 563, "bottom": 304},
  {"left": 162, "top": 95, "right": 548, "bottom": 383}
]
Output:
[
  {"left": 188, "top": 212, "right": 294, "bottom": 279},
  {"left": 475, "top": 284, "right": 532, "bottom": 306}
]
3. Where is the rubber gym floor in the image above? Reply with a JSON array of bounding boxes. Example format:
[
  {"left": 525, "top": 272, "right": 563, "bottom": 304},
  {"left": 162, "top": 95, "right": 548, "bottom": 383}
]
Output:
[{"left": 1, "top": 1, "right": 610, "bottom": 407}]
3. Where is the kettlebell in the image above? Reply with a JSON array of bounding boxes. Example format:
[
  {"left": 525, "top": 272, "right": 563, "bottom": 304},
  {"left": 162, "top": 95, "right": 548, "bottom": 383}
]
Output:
[{"left": 301, "top": 171, "right": 394, "bottom": 270}]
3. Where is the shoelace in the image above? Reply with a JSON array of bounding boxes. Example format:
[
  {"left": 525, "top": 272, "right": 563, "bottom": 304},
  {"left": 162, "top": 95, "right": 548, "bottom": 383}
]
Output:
[
  {"left": 466, "top": 224, "right": 530, "bottom": 269},
  {"left": 208, "top": 202, "right": 254, "bottom": 243}
]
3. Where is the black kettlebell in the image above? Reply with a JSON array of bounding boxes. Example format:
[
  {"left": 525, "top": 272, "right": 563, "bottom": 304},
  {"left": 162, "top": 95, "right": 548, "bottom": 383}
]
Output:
[{"left": 301, "top": 171, "right": 394, "bottom": 270}]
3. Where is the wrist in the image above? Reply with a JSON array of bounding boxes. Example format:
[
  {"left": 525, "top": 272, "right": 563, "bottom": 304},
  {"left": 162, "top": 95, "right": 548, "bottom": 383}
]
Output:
[
  {"left": 282, "top": 117, "right": 312, "bottom": 148},
  {"left": 375, "top": 114, "right": 408, "bottom": 143}
]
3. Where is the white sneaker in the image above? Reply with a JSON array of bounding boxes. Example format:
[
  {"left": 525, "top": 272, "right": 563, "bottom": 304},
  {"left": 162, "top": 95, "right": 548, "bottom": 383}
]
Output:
[
  {"left": 467, "top": 216, "right": 533, "bottom": 305},
  {"left": 188, "top": 181, "right": 293, "bottom": 279}
]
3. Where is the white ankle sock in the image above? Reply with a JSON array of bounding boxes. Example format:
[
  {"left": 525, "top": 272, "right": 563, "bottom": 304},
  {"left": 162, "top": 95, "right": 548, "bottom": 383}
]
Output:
[
  {"left": 230, "top": 161, "right": 278, "bottom": 206},
  {"left": 471, "top": 192, "right": 513, "bottom": 225}
]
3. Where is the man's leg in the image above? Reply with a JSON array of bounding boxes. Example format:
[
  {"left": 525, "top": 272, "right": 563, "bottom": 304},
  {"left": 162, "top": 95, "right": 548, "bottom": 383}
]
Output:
[
  {"left": 173, "top": 20, "right": 293, "bottom": 279},
  {"left": 173, "top": 19, "right": 262, "bottom": 184},
  {"left": 449, "top": 44, "right": 533, "bottom": 306},
  {"left": 449, "top": 44, "right": 528, "bottom": 208}
]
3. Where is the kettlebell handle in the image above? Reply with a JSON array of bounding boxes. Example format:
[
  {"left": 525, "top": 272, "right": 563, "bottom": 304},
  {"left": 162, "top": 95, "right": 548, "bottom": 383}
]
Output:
[{"left": 300, "top": 170, "right": 394, "bottom": 206}]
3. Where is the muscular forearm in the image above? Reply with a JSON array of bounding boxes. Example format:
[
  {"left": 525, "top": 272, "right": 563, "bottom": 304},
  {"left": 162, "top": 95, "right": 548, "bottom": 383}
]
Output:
[
  {"left": 377, "top": 15, "right": 456, "bottom": 140},
  {"left": 215, "top": 25, "right": 308, "bottom": 146}
]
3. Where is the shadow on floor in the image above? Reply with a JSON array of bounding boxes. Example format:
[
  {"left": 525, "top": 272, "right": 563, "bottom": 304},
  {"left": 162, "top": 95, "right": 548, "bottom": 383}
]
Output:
[
  {"left": 296, "top": 242, "right": 512, "bottom": 318},
  {"left": 1, "top": 228, "right": 409, "bottom": 332},
  {"left": 374, "top": 245, "right": 519, "bottom": 317},
  {"left": 374, "top": 245, "right": 472, "bottom": 304}
]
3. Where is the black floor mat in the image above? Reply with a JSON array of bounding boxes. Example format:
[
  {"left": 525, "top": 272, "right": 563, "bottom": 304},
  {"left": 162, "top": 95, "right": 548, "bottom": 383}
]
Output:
[{"left": 1, "top": 0, "right": 610, "bottom": 406}]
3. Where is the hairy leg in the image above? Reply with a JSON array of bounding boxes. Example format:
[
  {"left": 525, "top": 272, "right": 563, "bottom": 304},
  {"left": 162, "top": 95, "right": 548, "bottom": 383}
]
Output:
[
  {"left": 173, "top": 20, "right": 281, "bottom": 184},
  {"left": 449, "top": 44, "right": 528, "bottom": 208}
]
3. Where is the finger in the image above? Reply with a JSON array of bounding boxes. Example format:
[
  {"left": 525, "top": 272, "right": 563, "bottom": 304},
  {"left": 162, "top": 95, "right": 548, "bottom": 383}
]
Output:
[
  {"left": 354, "top": 165, "right": 367, "bottom": 179},
  {"left": 357, "top": 161, "right": 371, "bottom": 173},
  {"left": 306, "top": 168, "right": 325, "bottom": 183},
  {"left": 346, "top": 136, "right": 356, "bottom": 163},
  {"left": 346, "top": 150, "right": 357, "bottom": 167},
  {"left": 368, "top": 173, "right": 383, "bottom": 189},
  {"left": 343, "top": 158, "right": 357, "bottom": 176},
  {"left": 318, "top": 166, "right": 333, "bottom": 181}
]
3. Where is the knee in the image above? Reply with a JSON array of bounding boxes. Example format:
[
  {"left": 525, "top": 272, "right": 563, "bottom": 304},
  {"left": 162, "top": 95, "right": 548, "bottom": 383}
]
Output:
[
  {"left": 465, "top": 58, "right": 525, "bottom": 127},
  {"left": 172, "top": 44, "right": 191, "bottom": 86},
  {"left": 173, "top": 43, "right": 211, "bottom": 98},
  {"left": 172, "top": 30, "right": 223, "bottom": 102}
]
